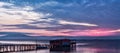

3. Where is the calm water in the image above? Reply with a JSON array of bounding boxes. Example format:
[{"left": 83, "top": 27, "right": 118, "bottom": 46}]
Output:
[
  {"left": 1, "top": 40, "right": 120, "bottom": 53},
  {"left": 9, "top": 47, "right": 120, "bottom": 53}
]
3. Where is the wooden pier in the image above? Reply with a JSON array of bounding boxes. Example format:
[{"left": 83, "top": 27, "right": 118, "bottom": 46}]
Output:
[
  {"left": 0, "top": 44, "right": 49, "bottom": 52},
  {"left": 0, "top": 39, "right": 76, "bottom": 52}
]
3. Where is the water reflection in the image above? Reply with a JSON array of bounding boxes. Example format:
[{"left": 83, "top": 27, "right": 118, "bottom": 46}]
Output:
[
  {"left": 77, "top": 47, "right": 118, "bottom": 53},
  {"left": 10, "top": 46, "right": 120, "bottom": 53},
  {"left": 8, "top": 42, "right": 120, "bottom": 53},
  {"left": 50, "top": 47, "right": 76, "bottom": 53},
  {"left": 50, "top": 47, "right": 119, "bottom": 53}
]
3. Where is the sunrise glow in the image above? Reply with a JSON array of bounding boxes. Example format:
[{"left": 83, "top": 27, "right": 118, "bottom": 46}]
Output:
[{"left": 0, "top": 0, "right": 120, "bottom": 37}]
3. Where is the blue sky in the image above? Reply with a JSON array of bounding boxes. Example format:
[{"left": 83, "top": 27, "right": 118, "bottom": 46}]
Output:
[{"left": 0, "top": 0, "right": 120, "bottom": 36}]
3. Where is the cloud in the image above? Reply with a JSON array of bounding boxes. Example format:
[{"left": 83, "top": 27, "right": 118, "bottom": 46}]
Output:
[
  {"left": 39, "top": 1, "right": 59, "bottom": 7},
  {"left": 1, "top": 28, "right": 120, "bottom": 36},
  {"left": 0, "top": 34, "right": 6, "bottom": 36},
  {"left": 0, "top": 29, "right": 70, "bottom": 36},
  {"left": 0, "top": 2, "right": 13, "bottom": 7},
  {"left": 60, "top": 29, "right": 120, "bottom": 36},
  {"left": 0, "top": 2, "right": 51, "bottom": 25},
  {"left": 27, "top": 23, "right": 60, "bottom": 28},
  {"left": 0, "top": 0, "right": 120, "bottom": 37},
  {"left": 59, "top": 20, "right": 98, "bottom": 27},
  {"left": 0, "top": 25, "right": 18, "bottom": 30},
  {"left": 35, "top": 1, "right": 74, "bottom": 8}
]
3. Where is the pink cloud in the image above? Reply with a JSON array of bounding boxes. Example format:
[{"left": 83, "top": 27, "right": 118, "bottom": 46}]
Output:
[
  {"left": 63, "top": 29, "right": 120, "bottom": 36},
  {"left": 0, "top": 28, "right": 120, "bottom": 36}
]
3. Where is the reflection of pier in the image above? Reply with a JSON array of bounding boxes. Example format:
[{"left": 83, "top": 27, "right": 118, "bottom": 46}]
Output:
[{"left": 0, "top": 44, "right": 49, "bottom": 52}]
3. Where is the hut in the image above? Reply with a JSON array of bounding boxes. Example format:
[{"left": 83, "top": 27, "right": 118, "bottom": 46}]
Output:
[{"left": 50, "top": 39, "right": 76, "bottom": 51}]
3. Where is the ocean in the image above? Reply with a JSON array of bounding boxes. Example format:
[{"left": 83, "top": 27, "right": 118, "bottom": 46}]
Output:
[{"left": 0, "top": 40, "right": 120, "bottom": 53}]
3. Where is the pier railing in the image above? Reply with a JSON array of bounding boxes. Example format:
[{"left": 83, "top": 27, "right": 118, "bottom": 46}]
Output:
[{"left": 0, "top": 44, "right": 49, "bottom": 52}]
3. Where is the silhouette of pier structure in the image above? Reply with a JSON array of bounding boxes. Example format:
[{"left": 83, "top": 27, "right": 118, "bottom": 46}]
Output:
[
  {"left": 0, "top": 44, "right": 49, "bottom": 52},
  {"left": 0, "top": 39, "right": 76, "bottom": 52},
  {"left": 50, "top": 39, "right": 76, "bottom": 51}
]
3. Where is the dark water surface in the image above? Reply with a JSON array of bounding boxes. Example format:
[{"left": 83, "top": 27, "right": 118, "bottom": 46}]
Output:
[{"left": 7, "top": 40, "right": 120, "bottom": 53}]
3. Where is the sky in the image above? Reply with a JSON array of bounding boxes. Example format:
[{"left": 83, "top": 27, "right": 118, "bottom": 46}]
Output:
[{"left": 0, "top": 0, "right": 120, "bottom": 37}]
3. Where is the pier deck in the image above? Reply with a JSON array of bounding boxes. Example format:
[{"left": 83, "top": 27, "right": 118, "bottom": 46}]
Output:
[{"left": 0, "top": 44, "right": 49, "bottom": 52}]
